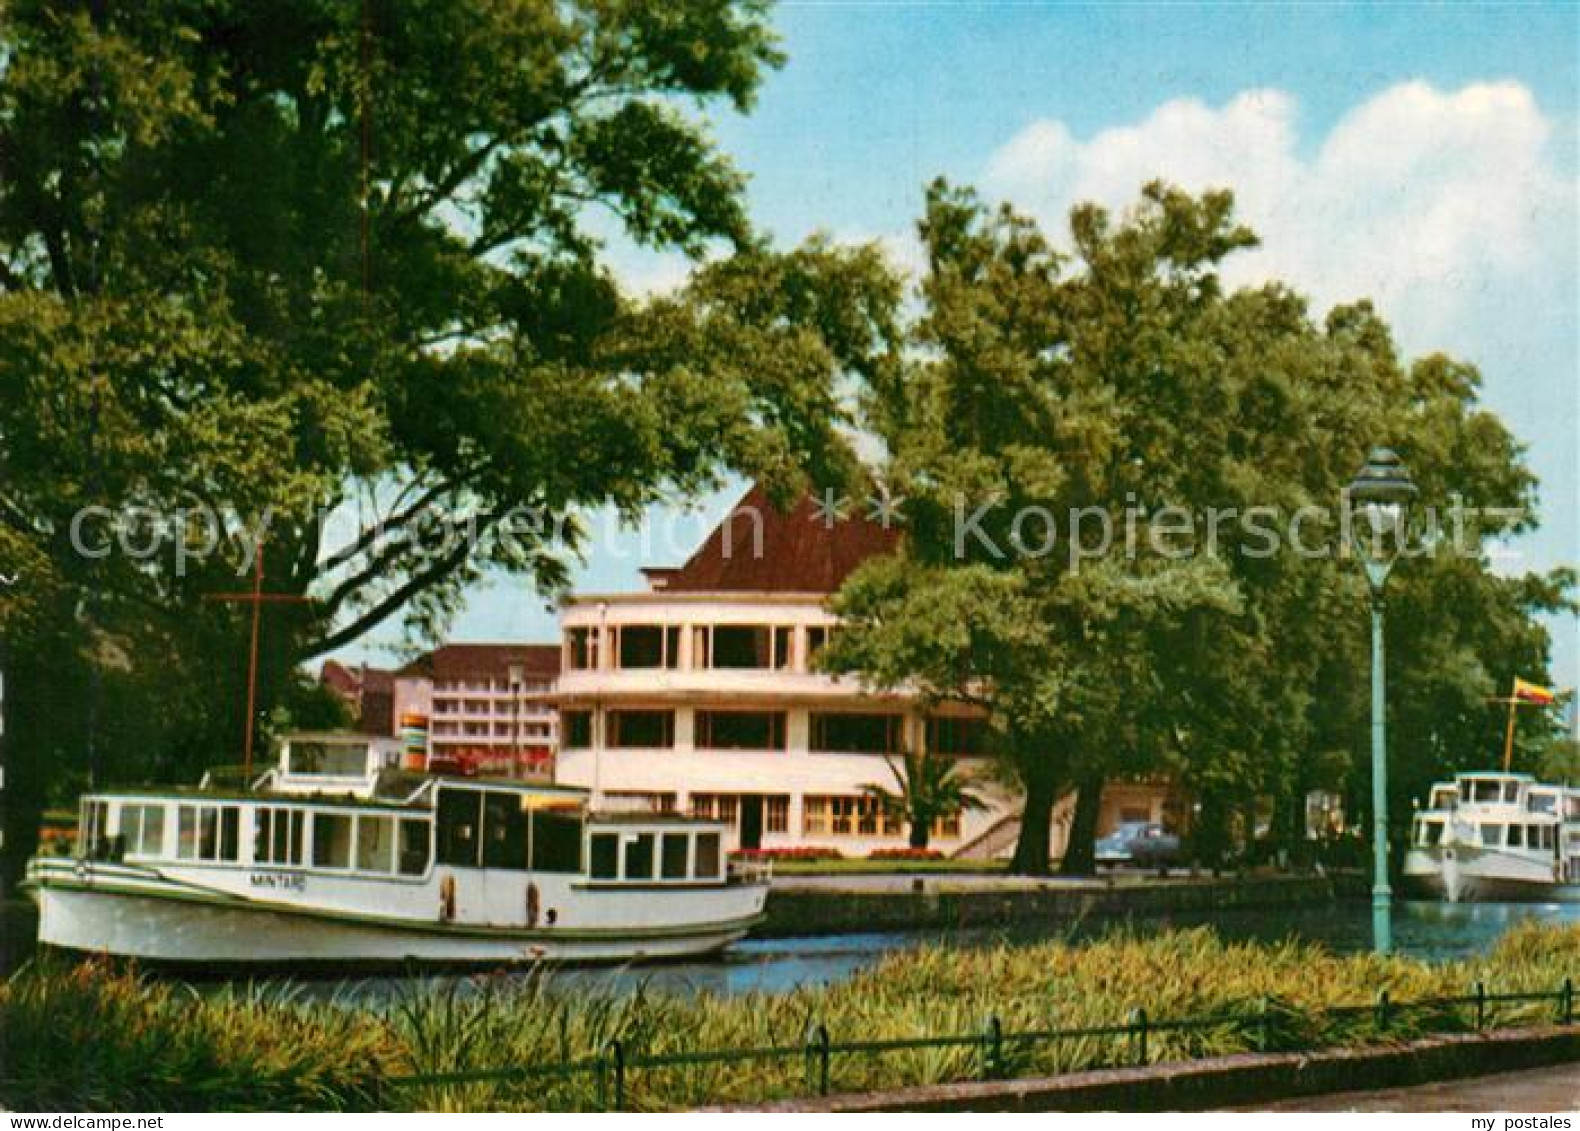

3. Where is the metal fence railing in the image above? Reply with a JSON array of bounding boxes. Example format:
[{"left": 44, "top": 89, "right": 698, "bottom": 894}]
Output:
[{"left": 381, "top": 976, "right": 1576, "bottom": 1111}]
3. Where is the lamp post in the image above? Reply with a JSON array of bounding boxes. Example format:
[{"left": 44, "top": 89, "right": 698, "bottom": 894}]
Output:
[{"left": 1346, "top": 447, "right": 1418, "bottom": 955}]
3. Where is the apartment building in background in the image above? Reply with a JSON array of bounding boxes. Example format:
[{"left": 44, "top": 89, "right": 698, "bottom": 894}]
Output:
[{"left": 323, "top": 645, "right": 561, "bottom": 779}]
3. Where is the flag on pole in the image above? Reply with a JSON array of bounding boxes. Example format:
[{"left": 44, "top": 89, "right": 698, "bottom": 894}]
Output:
[{"left": 1512, "top": 677, "right": 1556, "bottom": 706}]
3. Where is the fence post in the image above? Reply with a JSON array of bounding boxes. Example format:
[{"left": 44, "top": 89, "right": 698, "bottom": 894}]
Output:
[
  {"left": 602, "top": 1038, "right": 625, "bottom": 1112},
  {"left": 804, "top": 1022, "right": 831, "bottom": 1096},
  {"left": 982, "top": 1014, "right": 1004, "bottom": 1080},
  {"left": 1475, "top": 980, "right": 1486, "bottom": 1031},
  {"left": 1374, "top": 990, "right": 1389, "bottom": 1032},
  {"left": 1561, "top": 977, "right": 1573, "bottom": 1026},
  {"left": 1130, "top": 1008, "right": 1149, "bottom": 1066}
]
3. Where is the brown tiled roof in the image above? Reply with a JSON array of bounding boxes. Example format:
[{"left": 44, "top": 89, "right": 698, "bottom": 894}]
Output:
[
  {"left": 319, "top": 659, "right": 359, "bottom": 696},
  {"left": 401, "top": 643, "right": 561, "bottom": 681},
  {"left": 655, "top": 484, "right": 900, "bottom": 594}
]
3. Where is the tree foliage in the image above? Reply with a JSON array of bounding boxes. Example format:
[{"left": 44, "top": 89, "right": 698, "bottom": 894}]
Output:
[
  {"left": 0, "top": 1, "right": 896, "bottom": 883},
  {"left": 822, "top": 178, "right": 1574, "bottom": 874}
]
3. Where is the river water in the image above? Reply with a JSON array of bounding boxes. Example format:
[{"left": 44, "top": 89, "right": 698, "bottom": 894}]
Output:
[{"left": 292, "top": 899, "right": 1580, "bottom": 1002}]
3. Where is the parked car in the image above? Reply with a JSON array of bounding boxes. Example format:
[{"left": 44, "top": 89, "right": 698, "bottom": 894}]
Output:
[{"left": 1095, "top": 822, "right": 1181, "bottom": 868}]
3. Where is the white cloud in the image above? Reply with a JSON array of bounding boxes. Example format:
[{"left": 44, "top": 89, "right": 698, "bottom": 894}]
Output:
[{"left": 982, "top": 81, "right": 1573, "bottom": 353}]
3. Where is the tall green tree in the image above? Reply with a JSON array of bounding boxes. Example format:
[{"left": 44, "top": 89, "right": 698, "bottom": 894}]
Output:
[
  {"left": 0, "top": 1, "right": 899, "bottom": 886},
  {"left": 824, "top": 178, "right": 1572, "bottom": 874}
]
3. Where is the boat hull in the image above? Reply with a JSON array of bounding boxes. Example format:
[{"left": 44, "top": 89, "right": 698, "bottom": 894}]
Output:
[
  {"left": 1402, "top": 846, "right": 1580, "bottom": 904},
  {"left": 26, "top": 863, "right": 767, "bottom": 967}
]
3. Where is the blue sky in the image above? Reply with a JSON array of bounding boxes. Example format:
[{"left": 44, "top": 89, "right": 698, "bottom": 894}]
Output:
[{"left": 336, "top": 1, "right": 1579, "bottom": 692}]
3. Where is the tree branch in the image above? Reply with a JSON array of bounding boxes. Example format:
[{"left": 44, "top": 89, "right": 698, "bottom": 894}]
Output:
[{"left": 299, "top": 513, "right": 501, "bottom": 659}]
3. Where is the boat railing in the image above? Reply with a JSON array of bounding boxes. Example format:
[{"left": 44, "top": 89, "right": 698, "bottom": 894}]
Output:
[{"left": 728, "top": 857, "right": 774, "bottom": 885}]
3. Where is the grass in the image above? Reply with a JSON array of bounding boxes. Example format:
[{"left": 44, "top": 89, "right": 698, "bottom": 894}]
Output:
[{"left": 1, "top": 922, "right": 1575, "bottom": 1111}]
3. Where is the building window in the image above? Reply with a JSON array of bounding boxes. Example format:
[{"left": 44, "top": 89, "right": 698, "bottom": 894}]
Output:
[
  {"left": 695, "top": 710, "right": 787, "bottom": 751},
  {"left": 696, "top": 625, "right": 789, "bottom": 669},
  {"left": 933, "top": 811, "right": 961, "bottom": 839},
  {"left": 690, "top": 793, "right": 740, "bottom": 827},
  {"left": 765, "top": 795, "right": 790, "bottom": 834},
  {"left": 606, "top": 791, "right": 677, "bottom": 814},
  {"left": 802, "top": 795, "right": 902, "bottom": 838},
  {"left": 563, "top": 710, "right": 593, "bottom": 749},
  {"left": 567, "top": 626, "right": 600, "bottom": 670},
  {"left": 615, "top": 625, "right": 680, "bottom": 669},
  {"left": 805, "top": 626, "right": 833, "bottom": 667},
  {"left": 809, "top": 712, "right": 904, "bottom": 755},
  {"left": 607, "top": 710, "right": 675, "bottom": 749},
  {"left": 926, "top": 715, "right": 987, "bottom": 757}
]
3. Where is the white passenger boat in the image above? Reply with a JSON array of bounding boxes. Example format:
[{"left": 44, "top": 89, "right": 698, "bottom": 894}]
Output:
[
  {"left": 23, "top": 733, "right": 770, "bottom": 966},
  {"left": 1403, "top": 772, "right": 1580, "bottom": 903}
]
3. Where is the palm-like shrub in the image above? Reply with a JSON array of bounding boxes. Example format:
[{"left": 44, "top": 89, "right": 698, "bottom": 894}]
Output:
[{"left": 864, "top": 748, "right": 986, "bottom": 850}]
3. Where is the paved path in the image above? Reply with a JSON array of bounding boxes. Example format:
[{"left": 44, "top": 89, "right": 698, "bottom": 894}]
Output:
[{"left": 1250, "top": 1064, "right": 1580, "bottom": 1112}]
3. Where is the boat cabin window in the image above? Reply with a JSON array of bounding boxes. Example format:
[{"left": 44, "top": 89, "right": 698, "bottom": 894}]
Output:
[
  {"left": 661, "top": 833, "right": 688, "bottom": 879},
  {"left": 1430, "top": 787, "right": 1457, "bottom": 810},
  {"left": 1536, "top": 825, "right": 1556, "bottom": 851},
  {"left": 311, "top": 813, "right": 353, "bottom": 868},
  {"left": 624, "top": 833, "right": 655, "bottom": 880},
  {"left": 1529, "top": 792, "right": 1557, "bottom": 815},
  {"left": 1416, "top": 819, "right": 1444, "bottom": 847},
  {"left": 120, "top": 803, "right": 165, "bottom": 858},
  {"left": 254, "top": 807, "right": 304, "bottom": 866},
  {"left": 1479, "top": 823, "right": 1503, "bottom": 848},
  {"left": 531, "top": 809, "right": 582, "bottom": 873},
  {"left": 1509, "top": 825, "right": 1524, "bottom": 847},
  {"left": 287, "top": 740, "right": 368, "bottom": 778},
  {"left": 1465, "top": 780, "right": 1506, "bottom": 804},
  {"left": 177, "top": 804, "right": 240, "bottom": 862},
  {"left": 482, "top": 792, "right": 529, "bottom": 869},
  {"left": 399, "top": 819, "right": 431, "bottom": 876},
  {"left": 589, "top": 832, "right": 619, "bottom": 879},
  {"left": 356, "top": 815, "right": 396, "bottom": 873},
  {"left": 436, "top": 789, "right": 482, "bottom": 867},
  {"left": 695, "top": 832, "right": 722, "bottom": 879},
  {"left": 587, "top": 829, "right": 719, "bottom": 881}
]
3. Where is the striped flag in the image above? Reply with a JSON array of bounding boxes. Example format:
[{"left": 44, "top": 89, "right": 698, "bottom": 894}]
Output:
[{"left": 1512, "top": 677, "right": 1557, "bottom": 706}]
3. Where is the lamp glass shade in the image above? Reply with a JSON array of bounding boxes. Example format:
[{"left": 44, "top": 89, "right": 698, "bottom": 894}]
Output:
[{"left": 1347, "top": 447, "right": 1417, "bottom": 568}]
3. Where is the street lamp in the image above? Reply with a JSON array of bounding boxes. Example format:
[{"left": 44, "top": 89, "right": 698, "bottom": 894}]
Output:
[{"left": 1346, "top": 447, "right": 1418, "bottom": 955}]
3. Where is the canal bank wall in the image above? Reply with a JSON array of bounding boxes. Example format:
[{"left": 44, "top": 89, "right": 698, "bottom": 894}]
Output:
[
  {"left": 759, "top": 872, "right": 1366, "bottom": 937},
  {"left": 708, "top": 1024, "right": 1580, "bottom": 1112}
]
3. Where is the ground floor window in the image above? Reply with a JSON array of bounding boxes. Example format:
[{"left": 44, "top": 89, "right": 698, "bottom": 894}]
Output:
[
  {"left": 605, "top": 791, "right": 677, "bottom": 814},
  {"left": 690, "top": 793, "right": 740, "bottom": 827},
  {"left": 802, "top": 795, "right": 902, "bottom": 838}
]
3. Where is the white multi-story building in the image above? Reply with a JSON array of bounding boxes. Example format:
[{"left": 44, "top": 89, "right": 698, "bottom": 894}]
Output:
[{"left": 553, "top": 487, "right": 1023, "bottom": 855}]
